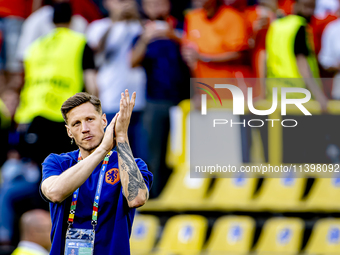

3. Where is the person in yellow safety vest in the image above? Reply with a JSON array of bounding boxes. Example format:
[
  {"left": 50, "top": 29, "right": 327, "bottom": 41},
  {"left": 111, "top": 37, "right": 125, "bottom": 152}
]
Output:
[
  {"left": 11, "top": 210, "right": 51, "bottom": 255},
  {"left": 265, "top": 0, "right": 328, "bottom": 112},
  {"left": 14, "top": 2, "right": 97, "bottom": 165}
]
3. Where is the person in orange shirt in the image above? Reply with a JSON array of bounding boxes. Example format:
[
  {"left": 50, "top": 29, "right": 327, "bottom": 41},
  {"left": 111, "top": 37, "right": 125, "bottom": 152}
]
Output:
[{"left": 182, "top": 0, "right": 252, "bottom": 80}]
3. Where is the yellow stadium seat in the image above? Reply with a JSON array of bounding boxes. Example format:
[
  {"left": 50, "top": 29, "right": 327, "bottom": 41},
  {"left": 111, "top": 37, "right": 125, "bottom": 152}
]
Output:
[
  {"left": 206, "top": 178, "right": 258, "bottom": 211},
  {"left": 303, "top": 178, "right": 340, "bottom": 211},
  {"left": 139, "top": 165, "right": 211, "bottom": 211},
  {"left": 252, "top": 178, "right": 306, "bottom": 211},
  {"left": 204, "top": 216, "right": 255, "bottom": 255},
  {"left": 154, "top": 215, "right": 208, "bottom": 255},
  {"left": 130, "top": 214, "right": 160, "bottom": 255},
  {"left": 254, "top": 217, "right": 304, "bottom": 255},
  {"left": 304, "top": 218, "right": 340, "bottom": 255}
]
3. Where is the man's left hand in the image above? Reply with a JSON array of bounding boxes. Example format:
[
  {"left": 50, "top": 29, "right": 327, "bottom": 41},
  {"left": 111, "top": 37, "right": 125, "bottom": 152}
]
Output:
[{"left": 115, "top": 89, "right": 136, "bottom": 139}]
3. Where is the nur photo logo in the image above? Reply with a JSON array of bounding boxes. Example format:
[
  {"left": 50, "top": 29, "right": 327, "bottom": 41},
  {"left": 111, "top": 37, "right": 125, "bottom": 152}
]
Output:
[{"left": 197, "top": 82, "right": 313, "bottom": 128}]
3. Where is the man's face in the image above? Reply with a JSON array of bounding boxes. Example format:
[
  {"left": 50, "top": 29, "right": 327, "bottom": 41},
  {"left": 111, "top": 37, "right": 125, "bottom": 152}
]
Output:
[
  {"left": 296, "top": 0, "right": 315, "bottom": 21},
  {"left": 66, "top": 102, "right": 107, "bottom": 154},
  {"left": 142, "top": 0, "right": 170, "bottom": 20}
]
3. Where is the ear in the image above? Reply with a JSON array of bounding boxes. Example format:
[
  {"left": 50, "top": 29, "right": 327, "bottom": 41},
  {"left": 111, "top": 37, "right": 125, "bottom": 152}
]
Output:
[
  {"left": 65, "top": 125, "right": 73, "bottom": 139},
  {"left": 102, "top": 113, "right": 108, "bottom": 128}
]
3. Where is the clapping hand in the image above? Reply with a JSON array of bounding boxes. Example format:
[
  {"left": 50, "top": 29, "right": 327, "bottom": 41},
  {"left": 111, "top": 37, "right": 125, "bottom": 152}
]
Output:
[{"left": 115, "top": 89, "right": 136, "bottom": 139}]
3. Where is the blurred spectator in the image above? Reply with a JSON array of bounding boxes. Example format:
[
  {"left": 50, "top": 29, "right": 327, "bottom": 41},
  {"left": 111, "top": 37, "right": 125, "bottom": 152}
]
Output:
[
  {"left": 0, "top": 0, "right": 41, "bottom": 92},
  {"left": 16, "top": 0, "right": 94, "bottom": 62},
  {"left": 319, "top": 9, "right": 340, "bottom": 99},
  {"left": 243, "top": 0, "right": 277, "bottom": 99},
  {"left": 310, "top": 6, "right": 337, "bottom": 98},
  {"left": 14, "top": 2, "right": 97, "bottom": 165},
  {"left": 182, "top": 0, "right": 252, "bottom": 80},
  {"left": 0, "top": 153, "right": 41, "bottom": 247},
  {"left": 0, "top": 90, "right": 42, "bottom": 249},
  {"left": 86, "top": 0, "right": 146, "bottom": 158},
  {"left": 131, "top": 0, "right": 190, "bottom": 198},
  {"left": 311, "top": 14, "right": 337, "bottom": 57},
  {"left": 0, "top": 89, "right": 20, "bottom": 166},
  {"left": 245, "top": 0, "right": 277, "bottom": 78},
  {"left": 265, "top": 0, "right": 328, "bottom": 111},
  {"left": 11, "top": 210, "right": 51, "bottom": 255}
]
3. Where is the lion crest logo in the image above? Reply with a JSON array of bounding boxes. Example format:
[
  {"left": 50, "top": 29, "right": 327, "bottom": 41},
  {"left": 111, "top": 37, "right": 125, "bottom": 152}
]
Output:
[{"left": 105, "top": 168, "right": 120, "bottom": 185}]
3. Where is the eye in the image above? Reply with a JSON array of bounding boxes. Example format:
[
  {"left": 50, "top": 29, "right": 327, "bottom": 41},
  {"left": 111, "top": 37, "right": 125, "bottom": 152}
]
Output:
[{"left": 73, "top": 121, "right": 80, "bottom": 127}]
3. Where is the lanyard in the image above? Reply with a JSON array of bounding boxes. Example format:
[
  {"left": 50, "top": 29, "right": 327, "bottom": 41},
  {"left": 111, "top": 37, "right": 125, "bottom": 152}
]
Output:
[{"left": 67, "top": 150, "right": 112, "bottom": 229}]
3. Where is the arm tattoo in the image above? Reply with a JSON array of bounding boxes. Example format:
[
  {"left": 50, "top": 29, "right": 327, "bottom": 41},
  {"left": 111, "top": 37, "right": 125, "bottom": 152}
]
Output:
[
  {"left": 121, "top": 162, "right": 127, "bottom": 171},
  {"left": 117, "top": 141, "right": 146, "bottom": 201}
]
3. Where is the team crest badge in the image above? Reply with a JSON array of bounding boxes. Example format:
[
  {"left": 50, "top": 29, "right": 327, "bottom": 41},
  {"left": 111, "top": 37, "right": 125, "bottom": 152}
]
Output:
[{"left": 105, "top": 168, "right": 120, "bottom": 185}]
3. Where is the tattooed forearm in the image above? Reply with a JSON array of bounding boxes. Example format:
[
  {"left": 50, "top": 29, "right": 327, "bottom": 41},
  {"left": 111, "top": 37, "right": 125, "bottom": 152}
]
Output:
[
  {"left": 117, "top": 141, "right": 146, "bottom": 201},
  {"left": 121, "top": 162, "right": 127, "bottom": 171}
]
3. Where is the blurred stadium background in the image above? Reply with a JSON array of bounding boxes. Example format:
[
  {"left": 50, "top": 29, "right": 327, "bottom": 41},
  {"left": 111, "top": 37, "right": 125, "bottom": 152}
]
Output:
[{"left": 1, "top": 0, "right": 340, "bottom": 254}]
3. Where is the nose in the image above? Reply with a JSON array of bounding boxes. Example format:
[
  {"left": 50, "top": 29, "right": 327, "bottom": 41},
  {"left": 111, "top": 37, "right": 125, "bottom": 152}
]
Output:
[{"left": 81, "top": 121, "right": 90, "bottom": 133}]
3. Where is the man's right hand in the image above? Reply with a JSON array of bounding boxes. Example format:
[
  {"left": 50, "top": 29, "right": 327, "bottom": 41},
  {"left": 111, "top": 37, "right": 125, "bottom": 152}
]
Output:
[{"left": 99, "top": 113, "right": 119, "bottom": 154}]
